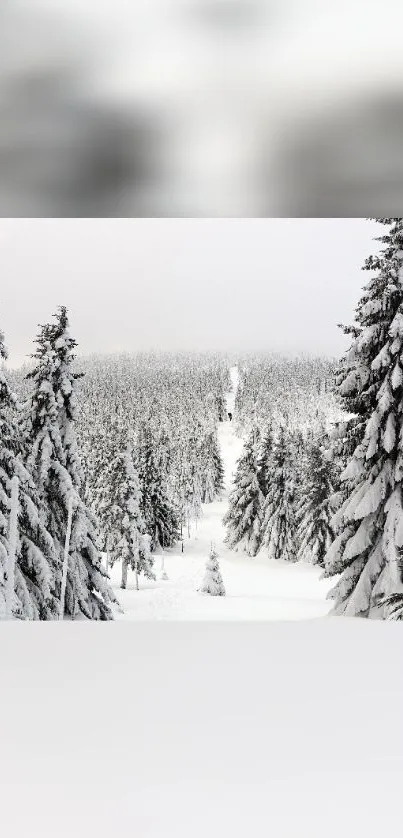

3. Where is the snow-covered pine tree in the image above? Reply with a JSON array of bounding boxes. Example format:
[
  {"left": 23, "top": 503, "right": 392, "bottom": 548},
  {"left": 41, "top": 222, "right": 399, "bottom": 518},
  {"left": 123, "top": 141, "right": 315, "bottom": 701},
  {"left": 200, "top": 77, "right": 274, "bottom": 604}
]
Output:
[
  {"left": 296, "top": 433, "right": 337, "bottom": 566},
  {"left": 0, "top": 323, "right": 58, "bottom": 619},
  {"left": 257, "top": 424, "right": 273, "bottom": 497},
  {"left": 184, "top": 428, "right": 203, "bottom": 531},
  {"left": 200, "top": 429, "right": 225, "bottom": 503},
  {"left": 89, "top": 415, "right": 127, "bottom": 548},
  {"left": 261, "top": 426, "right": 297, "bottom": 562},
  {"left": 136, "top": 425, "right": 180, "bottom": 550},
  {"left": 216, "top": 393, "right": 226, "bottom": 423},
  {"left": 321, "top": 420, "right": 357, "bottom": 537},
  {"left": 100, "top": 447, "right": 155, "bottom": 589},
  {"left": 25, "top": 307, "right": 118, "bottom": 619},
  {"left": 5, "top": 475, "right": 19, "bottom": 619},
  {"left": 323, "top": 218, "right": 403, "bottom": 617},
  {"left": 199, "top": 544, "right": 226, "bottom": 596},
  {"left": 179, "top": 464, "right": 197, "bottom": 538},
  {"left": 288, "top": 427, "right": 311, "bottom": 525},
  {"left": 173, "top": 442, "right": 189, "bottom": 539},
  {"left": 212, "top": 432, "right": 225, "bottom": 497},
  {"left": 223, "top": 427, "right": 264, "bottom": 556},
  {"left": 290, "top": 428, "right": 306, "bottom": 491}
]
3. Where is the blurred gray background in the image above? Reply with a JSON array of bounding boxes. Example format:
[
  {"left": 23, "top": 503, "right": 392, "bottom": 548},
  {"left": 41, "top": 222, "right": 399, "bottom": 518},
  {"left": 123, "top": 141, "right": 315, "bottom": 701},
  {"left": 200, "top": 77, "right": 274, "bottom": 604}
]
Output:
[{"left": 1, "top": 0, "right": 403, "bottom": 217}]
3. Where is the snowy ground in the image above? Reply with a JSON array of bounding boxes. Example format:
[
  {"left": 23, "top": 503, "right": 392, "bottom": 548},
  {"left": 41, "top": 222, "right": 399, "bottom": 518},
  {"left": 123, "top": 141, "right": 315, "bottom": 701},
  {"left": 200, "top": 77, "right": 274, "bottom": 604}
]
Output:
[{"left": 111, "top": 366, "right": 333, "bottom": 620}]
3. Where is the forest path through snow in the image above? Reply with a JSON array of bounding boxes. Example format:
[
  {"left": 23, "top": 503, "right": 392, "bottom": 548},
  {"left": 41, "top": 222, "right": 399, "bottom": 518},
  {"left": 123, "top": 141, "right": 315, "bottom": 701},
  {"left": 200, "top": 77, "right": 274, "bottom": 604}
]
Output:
[{"left": 112, "top": 366, "right": 332, "bottom": 620}]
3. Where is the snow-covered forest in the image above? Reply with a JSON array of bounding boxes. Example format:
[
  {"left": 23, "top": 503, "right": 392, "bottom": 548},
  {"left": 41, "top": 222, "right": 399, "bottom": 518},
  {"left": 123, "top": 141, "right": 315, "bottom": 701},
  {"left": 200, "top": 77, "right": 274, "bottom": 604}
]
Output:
[{"left": 2, "top": 217, "right": 403, "bottom": 620}]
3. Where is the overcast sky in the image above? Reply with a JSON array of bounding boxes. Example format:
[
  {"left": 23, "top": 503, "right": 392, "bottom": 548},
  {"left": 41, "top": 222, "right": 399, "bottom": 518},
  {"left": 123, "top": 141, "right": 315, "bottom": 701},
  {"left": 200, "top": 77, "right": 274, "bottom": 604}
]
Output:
[{"left": 0, "top": 218, "right": 379, "bottom": 367}]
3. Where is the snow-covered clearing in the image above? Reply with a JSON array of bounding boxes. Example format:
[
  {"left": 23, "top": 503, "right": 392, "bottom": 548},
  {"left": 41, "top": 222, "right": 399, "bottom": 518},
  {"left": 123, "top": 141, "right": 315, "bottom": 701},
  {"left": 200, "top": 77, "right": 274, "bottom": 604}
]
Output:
[{"left": 111, "top": 366, "right": 333, "bottom": 620}]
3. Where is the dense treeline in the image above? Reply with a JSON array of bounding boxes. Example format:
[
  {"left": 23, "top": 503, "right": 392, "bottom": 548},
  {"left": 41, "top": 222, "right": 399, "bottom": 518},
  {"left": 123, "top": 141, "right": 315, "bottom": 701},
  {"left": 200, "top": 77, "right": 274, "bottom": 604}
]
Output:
[
  {"left": 234, "top": 353, "right": 339, "bottom": 437},
  {"left": 224, "top": 416, "right": 339, "bottom": 565},
  {"left": 75, "top": 351, "right": 228, "bottom": 553},
  {"left": 224, "top": 352, "right": 341, "bottom": 563}
]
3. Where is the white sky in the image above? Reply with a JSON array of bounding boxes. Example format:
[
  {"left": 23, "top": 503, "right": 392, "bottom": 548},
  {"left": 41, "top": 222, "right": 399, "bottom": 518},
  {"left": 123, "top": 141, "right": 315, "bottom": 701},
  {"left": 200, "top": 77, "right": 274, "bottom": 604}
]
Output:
[{"left": 0, "top": 218, "right": 379, "bottom": 367}]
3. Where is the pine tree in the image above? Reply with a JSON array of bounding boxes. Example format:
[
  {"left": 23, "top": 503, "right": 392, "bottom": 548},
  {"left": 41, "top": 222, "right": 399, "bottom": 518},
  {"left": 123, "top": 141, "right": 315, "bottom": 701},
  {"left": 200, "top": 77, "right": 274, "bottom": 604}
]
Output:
[
  {"left": 296, "top": 434, "right": 337, "bottom": 566},
  {"left": 261, "top": 426, "right": 297, "bottom": 562},
  {"left": 199, "top": 545, "right": 226, "bottom": 596},
  {"left": 200, "top": 429, "right": 224, "bottom": 503},
  {"left": 289, "top": 428, "right": 306, "bottom": 504},
  {"left": 212, "top": 432, "right": 225, "bottom": 497},
  {"left": 183, "top": 428, "right": 203, "bottom": 531},
  {"left": 257, "top": 424, "right": 273, "bottom": 496},
  {"left": 0, "top": 324, "right": 58, "bottom": 619},
  {"left": 323, "top": 219, "right": 403, "bottom": 617},
  {"left": 25, "top": 307, "right": 118, "bottom": 619},
  {"left": 216, "top": 394, "right": 226, "bottom": 422},
  {"left": 100, "top": 448, "right": 155, "bottom": 590},
  {"left": 136, "top": 425, "right": 180, "bottom": 550},
  {"left": 223, "top": 427, "right": 264, "bottom": 556}
]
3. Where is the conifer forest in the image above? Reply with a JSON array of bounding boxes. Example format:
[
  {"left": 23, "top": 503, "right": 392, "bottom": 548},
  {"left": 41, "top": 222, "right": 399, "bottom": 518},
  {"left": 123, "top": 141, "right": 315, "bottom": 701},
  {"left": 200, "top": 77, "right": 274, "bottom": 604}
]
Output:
[{"left": 2, "top": 217, "right": 403, "bottom": 621}]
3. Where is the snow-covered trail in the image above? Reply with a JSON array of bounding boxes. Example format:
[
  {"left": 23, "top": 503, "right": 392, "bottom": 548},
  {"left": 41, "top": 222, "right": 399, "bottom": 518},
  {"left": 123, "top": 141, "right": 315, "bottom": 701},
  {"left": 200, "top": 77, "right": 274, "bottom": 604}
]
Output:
[{"left": 112, "top": 365, "right": 332, "bottom": 620}]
